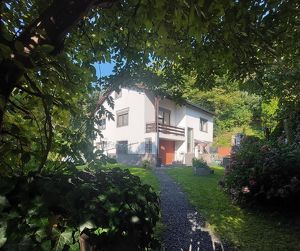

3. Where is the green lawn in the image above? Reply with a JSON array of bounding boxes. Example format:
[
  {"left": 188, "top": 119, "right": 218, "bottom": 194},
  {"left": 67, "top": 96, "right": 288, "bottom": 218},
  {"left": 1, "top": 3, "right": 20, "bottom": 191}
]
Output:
[
  {"left": 123, "top": 166, "right": 160, "bottom": 193},
  {"left": 103, "top": 163, "right": 160, "bottom": 193},
  {"left": 166, "top": 166, "right": 300, "bottom": 251}
]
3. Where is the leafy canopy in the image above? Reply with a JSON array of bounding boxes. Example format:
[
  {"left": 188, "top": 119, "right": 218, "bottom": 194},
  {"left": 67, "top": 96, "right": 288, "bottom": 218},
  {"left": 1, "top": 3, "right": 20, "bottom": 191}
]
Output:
[
  {"left": 0, "top": 0, "right": 299, "bottom": 170},
  {"left": 0, "top": 1, "right": 299, "bottom": 250}
]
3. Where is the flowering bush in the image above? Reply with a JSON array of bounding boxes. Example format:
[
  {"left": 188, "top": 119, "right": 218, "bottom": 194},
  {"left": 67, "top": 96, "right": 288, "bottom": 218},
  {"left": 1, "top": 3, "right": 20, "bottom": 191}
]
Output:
[{"left": 224, "top": 136, "right": 300, "bottom": 206}]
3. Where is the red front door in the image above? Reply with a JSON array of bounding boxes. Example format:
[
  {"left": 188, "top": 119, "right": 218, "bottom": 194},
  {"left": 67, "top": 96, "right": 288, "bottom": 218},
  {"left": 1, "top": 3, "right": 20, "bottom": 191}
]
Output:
[{"left": 159, "top": 140, "right": 175, "bottom": 165}]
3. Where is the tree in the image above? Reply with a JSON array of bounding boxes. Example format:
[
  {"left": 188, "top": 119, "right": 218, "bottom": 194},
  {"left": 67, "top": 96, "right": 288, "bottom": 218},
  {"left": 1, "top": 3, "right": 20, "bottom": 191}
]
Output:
[
  {"left": 1, "top": 1, "right": 299, "bottom": 249},
  {"left": 1, "top": 0, "right": 299, "bottom": 171},
  {"left": 184, "top": 79, "right": 261, "bottom": 146}
]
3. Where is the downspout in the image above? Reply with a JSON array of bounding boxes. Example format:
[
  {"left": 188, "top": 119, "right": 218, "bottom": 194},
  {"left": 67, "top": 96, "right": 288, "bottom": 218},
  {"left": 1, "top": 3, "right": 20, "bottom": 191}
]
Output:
[{"left": 155, "top": 96, "right": 160, "bottom": 167}]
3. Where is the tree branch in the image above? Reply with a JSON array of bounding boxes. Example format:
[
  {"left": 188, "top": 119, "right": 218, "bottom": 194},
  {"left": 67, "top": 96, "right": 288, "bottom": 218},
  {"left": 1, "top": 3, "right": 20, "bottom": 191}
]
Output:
[
  {"left": 92, "top": 87, "right": 114, "bottom": 117},
  {"left": 0, "top": 0, "right": 119, "bottom": 133},
  {"left": 8, "top": 99, "right": 31, "bottom": 115},
  {"left": 23, "top": 74, "right": 67, "bottom": 108},
  {"left": 18, "top": 0, "right": 119, "bottom": 59},
  {"left": 17, "top": 85, "right": 43, "bottom": 98},
  {"left": 38, "top": 98, "right": 53, "bottom": 173}
]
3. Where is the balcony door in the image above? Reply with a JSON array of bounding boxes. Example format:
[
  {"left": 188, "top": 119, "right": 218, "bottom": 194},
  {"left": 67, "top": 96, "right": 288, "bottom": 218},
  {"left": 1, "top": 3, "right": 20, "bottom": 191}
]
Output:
[
  {"left": 158, "top": 108, "right": 170, "bottom": 125},
  {"left": 159, "top": 139, "right": 175, "bottom": 165}
]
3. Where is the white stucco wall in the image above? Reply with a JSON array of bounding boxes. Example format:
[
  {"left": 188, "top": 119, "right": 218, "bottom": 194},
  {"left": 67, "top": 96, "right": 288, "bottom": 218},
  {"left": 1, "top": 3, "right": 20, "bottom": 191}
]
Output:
[
  {"left": 173, "top": 105, "right": 213, "bottom": 161},
  {"left": 144, "top": 92, "right": 157, "bottom": 154},
  {"left": 144, "top": 91, "right": 156, "bottom": 124},
  {"left": 185, "top": 106, "right": 214, "bottom": 143},
  {"left": 96, "top": 88, "right": 157, "bottom": 155},
  {"left": 95, "top": 88, "right": 214, "bottom": 160}
]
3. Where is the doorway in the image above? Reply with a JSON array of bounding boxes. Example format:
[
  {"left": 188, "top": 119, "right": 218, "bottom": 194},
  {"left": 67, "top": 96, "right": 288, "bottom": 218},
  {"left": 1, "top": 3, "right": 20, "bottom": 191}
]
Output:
[{"left": 159, "top": 139, "right": 175, "bottom": 165}]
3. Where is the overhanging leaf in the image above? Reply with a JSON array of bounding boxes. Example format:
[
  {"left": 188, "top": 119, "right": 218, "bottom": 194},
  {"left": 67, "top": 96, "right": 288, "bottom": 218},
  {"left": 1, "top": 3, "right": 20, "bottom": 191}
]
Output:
[
  {"left": 41, "top": 240, "right": 51, "bottom": 251},
  {"left": 54, "top": 229, "right": 73, "bottom": 251},
  {"left": 0, "top": 224, "right": 7, "bottom": 248},
  {"left": 39, "top": 44, "right": 55, "bottom": 53},
  {"left": 14, "top": 40, "right": 24, "bottom": 53},
  {"left": 0, "top": 196, "right": 9, "bottom": 212}
]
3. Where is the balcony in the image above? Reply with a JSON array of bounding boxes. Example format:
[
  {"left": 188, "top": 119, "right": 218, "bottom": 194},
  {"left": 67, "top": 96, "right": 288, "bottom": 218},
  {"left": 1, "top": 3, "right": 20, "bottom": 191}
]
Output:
[{"left": 146, "top": 122, "right": 185, "bottom": 138}]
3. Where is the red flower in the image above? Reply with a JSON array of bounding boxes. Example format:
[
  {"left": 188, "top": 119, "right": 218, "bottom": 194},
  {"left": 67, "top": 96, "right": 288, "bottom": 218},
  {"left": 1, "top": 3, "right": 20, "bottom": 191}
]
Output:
[
  {"left": 242, "top": 186, "right": 250, "bottom": 194},
  {"left": 249, "top": 179, "right": 256, "bottom": 186}
]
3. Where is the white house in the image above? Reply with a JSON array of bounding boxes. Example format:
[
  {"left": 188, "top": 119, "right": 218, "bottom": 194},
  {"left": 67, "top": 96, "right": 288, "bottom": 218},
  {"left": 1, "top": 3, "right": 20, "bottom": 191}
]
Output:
[{"left": 95, "top": 87, "right": 214, "bottom": 166}]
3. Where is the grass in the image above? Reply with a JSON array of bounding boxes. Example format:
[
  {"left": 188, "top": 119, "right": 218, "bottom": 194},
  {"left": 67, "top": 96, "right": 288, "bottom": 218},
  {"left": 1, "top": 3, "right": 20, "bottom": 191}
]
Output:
[
  {"left": 121, "top": 166, "right": 160, "bottom": 193},
  {"left": 166, "top": 166, "right": 300, "bottom": 251},
  {"left": 103, "top": 163, "right": 160, "bottom": 193}
]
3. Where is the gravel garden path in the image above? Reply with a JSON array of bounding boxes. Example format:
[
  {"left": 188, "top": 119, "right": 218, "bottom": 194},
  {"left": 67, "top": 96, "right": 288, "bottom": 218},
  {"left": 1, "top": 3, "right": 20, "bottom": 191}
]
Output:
[{"left": 154, "top": 168, "right": 233, "bottom": 251}]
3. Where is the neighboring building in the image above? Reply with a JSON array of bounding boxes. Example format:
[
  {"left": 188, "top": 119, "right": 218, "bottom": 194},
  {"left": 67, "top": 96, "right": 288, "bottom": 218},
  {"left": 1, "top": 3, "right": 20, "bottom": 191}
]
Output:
[{"left": 95, "top": 87, "right": 214, "bottom": 166}]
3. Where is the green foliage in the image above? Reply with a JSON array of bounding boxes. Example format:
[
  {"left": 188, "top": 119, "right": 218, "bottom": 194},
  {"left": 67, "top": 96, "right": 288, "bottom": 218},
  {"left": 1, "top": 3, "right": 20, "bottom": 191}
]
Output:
[
  {"left": 280, "top": 102, "right": 300, "bottom": 145},
  {"left": 185, "top": 84, "right": 262, "bottom": 146},
  {"left": 1, "top": 0, "right": 299, "bottom": 172},
  {"left": 224, "top": 136, "right": 300, "bottom": 205},
  {"left": 142, "top": 160, "right": 151, "bottom": 169},
  {"left": 192, "top": 158, "right": 209, "bottom": 169},
  {"left": 1, "top": 1, "right": 299, "bottom": 250},
  {"left": 166, "top": 167, "right": 300, "bottom": 251},
  {"left": 0, "top": 69, "right": 115, "bottom": 175},
  {"left": 261, "top": 98, "right": 279, "bottom": 134},
  {"left": 1, "top": 1, "right": 300, "bottom": 249},
  {"left": 104, "top": 164, "right": 163, "bottom": 242},
  {"left": 0, "top": 167, "right": 160, "bottom": 250}
]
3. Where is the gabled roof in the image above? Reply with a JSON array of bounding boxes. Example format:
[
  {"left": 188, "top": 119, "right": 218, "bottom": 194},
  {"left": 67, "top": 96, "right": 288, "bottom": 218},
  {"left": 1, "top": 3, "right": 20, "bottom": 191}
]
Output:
[
  {"left": 184, "top": 101, "right": 215, "bottom": 116},
  {"left": 96, "top": 85, "right": 215, "bottom": 116}
]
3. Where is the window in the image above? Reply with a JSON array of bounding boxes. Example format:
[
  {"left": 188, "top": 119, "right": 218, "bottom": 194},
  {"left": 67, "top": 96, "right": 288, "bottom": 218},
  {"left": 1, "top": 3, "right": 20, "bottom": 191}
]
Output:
[
  {"left": 115, "top": 89, "right": 122, "bottom": 99},
  {"left": 145, "top": 138, "right": 152, "bottom": 153},
  {"left": 117, "top": 108, "right": 129, "bottom": 127},
  {"left": 98, "top": 118, "right": 106, "bottom": 130},
  {"left": 158, "top": 108, "right": 170, "bottom": 125},
  {"left": 116, "top": 141, "right": 128, "bottom": 154},
  {"left": 200, "top": 117, "right": 208, "bottom": 132},
  {"left": 96, "top": 142, "right": 101, "bottom": 150},
  {"left": 96, "top": 141, "right": 107, "bottom": 150},
  {"left": 187, "top": 128, "right": 193, "bottom": 152}
]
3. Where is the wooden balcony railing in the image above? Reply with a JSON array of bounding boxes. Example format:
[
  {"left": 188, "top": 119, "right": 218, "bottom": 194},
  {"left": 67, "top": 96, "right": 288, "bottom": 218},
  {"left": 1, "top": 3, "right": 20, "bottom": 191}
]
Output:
[{"left": 146, "top": 123, "right": 185, "bottom": 137}]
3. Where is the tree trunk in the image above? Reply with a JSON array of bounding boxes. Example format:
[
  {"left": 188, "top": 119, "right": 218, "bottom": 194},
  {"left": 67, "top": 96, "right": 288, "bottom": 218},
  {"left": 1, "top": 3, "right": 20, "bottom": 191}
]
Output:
[
  {"left": 0, "top": 60, "right": 24, "bottom": 134},
  {"left": 0, "top": 0, "right": 117, "bottom": 134}
]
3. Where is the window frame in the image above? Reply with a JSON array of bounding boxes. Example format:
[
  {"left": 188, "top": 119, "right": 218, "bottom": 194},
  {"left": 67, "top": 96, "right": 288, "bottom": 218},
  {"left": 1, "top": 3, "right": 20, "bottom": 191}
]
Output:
[
  {"left": 116, "top": 140, "right": 128, "bottom": 154},
  {"left": 158, "top": 107, "right": 171, "bottom": 125},
  {"left": 96, "top": 141, "right": 107, "bottom": 150},
  {"left": 98, "top": 117, "right": 106, "bottom": 130},
  {"left": 200, "top": 117, "right": 208, "bottom": 132},
  {"left": 145, "top": 138, "right": 152, "bottom": 154},
  {"left": 116, "top": 108, "right": 129, "bottom": 127}
]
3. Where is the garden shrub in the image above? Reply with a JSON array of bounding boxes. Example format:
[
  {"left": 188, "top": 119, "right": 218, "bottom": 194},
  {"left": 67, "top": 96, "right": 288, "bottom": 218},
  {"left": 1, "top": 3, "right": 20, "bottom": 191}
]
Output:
[
  {"left": 224, "top": 136, "right": 300, "bottom": 206},
  {"left": 107, "top": 157, "right": 117, "bottom": 164},
  {"left": 0, "top": 167, "right": 160, "bottom": 250},
  {"left": 192, "top": 158, "right": 209, "bottom": 169},
  {"left": 142, "top": 160, "right": 151, "bottom": 169}
]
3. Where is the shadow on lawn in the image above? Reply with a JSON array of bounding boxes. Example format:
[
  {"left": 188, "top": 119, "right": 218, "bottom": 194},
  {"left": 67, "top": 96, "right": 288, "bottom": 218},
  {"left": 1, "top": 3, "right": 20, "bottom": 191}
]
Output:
[{"left": 166, "top": 166, "right": 300, "bottom": 251}]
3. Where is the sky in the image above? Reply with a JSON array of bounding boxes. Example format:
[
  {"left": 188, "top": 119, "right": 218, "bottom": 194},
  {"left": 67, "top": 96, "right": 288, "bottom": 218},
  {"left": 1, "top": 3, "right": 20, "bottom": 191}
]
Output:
[{"left": 94, "top": 61, "right": 115, "bottom": 78}]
